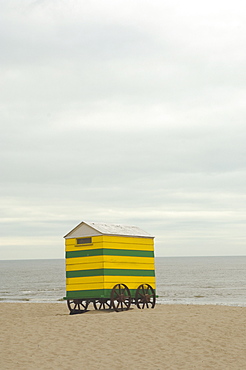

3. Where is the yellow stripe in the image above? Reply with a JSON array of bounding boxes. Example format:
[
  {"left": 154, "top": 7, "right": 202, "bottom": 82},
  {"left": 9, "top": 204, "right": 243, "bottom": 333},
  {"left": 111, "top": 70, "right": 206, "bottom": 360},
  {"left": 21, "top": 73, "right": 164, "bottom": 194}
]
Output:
[
  {"left": 99, "top": 236, "right": 154, "bottom": 244},
  {"left": 67, "top": 276, "right": 104, "bottom": 285},
  {"left": 66, "top": 261, "right": 155, "bottom": 272},
  {"left": 65, "top": 235, "right": 154, "bottom": 245},
  {"left": 65, "top": 238, "right": 77, "bottom": 245},
  {"left": 66, "top": 242, "right": 154, "bottom": 252},
  {"left": 66, "top": 262, "right": 105, "bottom": 271},
  {"left": 66, "top": 244, "right": 98, "bottom": 252},
  {"left": 66, "top": 281, "right": 156, "bottom": 291},
  {"left": 67, "top": 275, "right": 156, "bottom": 286},
  {"left": 104, "top": 275, "right": 155, "bottom": 284},
  {"left": 66, "top": 255, "right": 155, "bottom": 265},
  {"left": 67, "top": 283, "right": 105, "bottom": 291},
  {"left": 103, "top": 262, "right": 155, "bottom": 270},
  {"left": 66, "top": 256, "right": 104, "bottom": 265},
  {"left": 104, "top": 255, "right": 155, "bottom": 264}
]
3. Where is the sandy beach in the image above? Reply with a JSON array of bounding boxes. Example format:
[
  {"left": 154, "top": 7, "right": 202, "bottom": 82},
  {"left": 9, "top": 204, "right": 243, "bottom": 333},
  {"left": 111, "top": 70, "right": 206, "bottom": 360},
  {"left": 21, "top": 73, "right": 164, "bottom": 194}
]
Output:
[{"left": 0, "top": 303, "right": 245, "bottom": 370}]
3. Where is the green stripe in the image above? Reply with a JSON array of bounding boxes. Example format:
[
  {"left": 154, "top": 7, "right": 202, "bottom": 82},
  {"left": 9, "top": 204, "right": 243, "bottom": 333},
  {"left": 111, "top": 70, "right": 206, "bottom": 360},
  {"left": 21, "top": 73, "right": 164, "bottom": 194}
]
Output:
[
  {"left": 66, "top": 248, "right": 154, "bottom": 259},
  {"left": 65, "top": 288, "right": 156, "bottom": 300},
  {"left": 66, "top": 268, "right": 155, "bottom": 278},
  {"left": 66, "top": 289, "right": 106, "bottom": 299}
]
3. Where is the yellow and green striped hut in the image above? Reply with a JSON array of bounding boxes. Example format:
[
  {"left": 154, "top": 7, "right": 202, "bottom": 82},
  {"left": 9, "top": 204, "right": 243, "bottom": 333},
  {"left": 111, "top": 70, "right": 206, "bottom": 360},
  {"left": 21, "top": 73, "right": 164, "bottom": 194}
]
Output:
[{"left": 64, "top": 221, "right": 156, "bottom": 313}]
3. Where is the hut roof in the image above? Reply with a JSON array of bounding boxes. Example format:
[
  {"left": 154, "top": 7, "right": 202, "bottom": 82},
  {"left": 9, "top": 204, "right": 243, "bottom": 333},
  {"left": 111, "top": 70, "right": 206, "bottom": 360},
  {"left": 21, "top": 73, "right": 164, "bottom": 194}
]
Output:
[{"left": 64, "top": 221, "right": 154, "bottom": 239}]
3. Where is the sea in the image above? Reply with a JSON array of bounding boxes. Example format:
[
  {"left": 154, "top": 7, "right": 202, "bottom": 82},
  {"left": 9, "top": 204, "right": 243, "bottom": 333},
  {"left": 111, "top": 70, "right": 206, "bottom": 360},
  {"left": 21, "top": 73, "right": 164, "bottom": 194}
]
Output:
[{"left": 0, "top": 256, "right": 245, "bottom": 307}]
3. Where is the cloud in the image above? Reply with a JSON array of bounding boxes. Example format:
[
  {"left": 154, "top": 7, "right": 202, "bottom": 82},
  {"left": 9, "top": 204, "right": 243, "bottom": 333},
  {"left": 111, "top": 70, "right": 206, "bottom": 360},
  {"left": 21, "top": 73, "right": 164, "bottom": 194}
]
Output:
[{"left": 1, "top": 0, "right": 246, "bottom": 259}]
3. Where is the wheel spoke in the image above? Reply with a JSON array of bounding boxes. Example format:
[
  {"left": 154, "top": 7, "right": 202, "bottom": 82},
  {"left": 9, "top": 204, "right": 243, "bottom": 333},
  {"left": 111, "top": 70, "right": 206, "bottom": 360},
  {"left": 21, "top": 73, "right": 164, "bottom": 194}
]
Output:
[
  {"left": 125, "top": 300, "right": 130, "bottom": 308},
  {"left": 67, "top": 299, "right": 88, "bottom": 314},
  {"left": 111, "top": 284, "right": 131, "bottom": 312},
  {"left": 114, "top": 291, "right": 120, "bottom": 298},
  {"left": 93, "top": 299, "right": 111, "bottom": 310},
  {"left": 135, "top": 284, "right": 156, "bottom": 309}
]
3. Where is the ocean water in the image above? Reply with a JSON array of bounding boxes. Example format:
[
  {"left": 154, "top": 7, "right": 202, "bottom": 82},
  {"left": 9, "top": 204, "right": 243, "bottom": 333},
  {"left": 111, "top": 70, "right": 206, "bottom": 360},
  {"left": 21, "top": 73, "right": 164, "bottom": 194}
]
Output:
[
  {"left": 0, "top": 256, "right": 245, "bottom": 306},
  {"left": 155, "top": 256, "right": 246, "bottom": 306}
]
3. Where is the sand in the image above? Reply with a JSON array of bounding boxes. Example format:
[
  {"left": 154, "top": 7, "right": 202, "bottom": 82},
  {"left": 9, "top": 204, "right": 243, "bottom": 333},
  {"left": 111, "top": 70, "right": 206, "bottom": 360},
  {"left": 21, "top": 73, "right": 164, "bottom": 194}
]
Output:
[{"left": 0, "top": 302, "right": 245, "bottom": 370}]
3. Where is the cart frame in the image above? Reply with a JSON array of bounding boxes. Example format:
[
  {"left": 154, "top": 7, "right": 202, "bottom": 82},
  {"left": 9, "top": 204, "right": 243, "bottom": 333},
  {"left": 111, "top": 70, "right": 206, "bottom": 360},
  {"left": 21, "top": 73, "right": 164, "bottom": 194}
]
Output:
[{"left": 65, "top": 283, "right": 156, "bottom": 314}]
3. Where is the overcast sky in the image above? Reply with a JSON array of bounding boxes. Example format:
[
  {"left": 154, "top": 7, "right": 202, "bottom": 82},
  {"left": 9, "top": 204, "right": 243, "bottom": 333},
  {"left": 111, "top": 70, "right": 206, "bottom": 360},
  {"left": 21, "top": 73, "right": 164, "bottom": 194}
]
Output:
[{"left": 1, "top": 0, "right": 246, "bottom": 259}]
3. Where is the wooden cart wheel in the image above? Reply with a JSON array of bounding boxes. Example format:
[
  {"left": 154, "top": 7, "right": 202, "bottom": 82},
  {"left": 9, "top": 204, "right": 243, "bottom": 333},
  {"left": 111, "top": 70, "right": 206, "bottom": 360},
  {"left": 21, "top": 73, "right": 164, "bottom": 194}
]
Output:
[
  {"left": 93, "top": 299, "right": 111, "bottom": 310},
  {"left": 67, "top": 299, "right": 89, "bottom": 314},
  {"left": 110, "top": 284, "right": 131, "bottom": 312},
  {"left": 135, "top": 284, "right": 156, "bottom": 309}
]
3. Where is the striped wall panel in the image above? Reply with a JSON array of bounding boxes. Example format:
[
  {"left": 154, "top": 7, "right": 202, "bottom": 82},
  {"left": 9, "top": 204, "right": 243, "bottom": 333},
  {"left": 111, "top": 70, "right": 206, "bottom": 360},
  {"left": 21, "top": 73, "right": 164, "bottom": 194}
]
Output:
[
  {"left": 66, "top": 248, "right": 154, "bottom": 259},
  {"left": 66, "top": 268, "right": 155, "bottom": 278},
  {"left": 65, "top": 235, "right": 156, "bottom": 300}
]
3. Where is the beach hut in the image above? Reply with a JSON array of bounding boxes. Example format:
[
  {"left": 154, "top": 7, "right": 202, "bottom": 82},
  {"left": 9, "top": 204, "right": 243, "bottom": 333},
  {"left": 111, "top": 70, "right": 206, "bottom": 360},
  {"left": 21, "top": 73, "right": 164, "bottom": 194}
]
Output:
[{"left": 64, "top": 221, "right": 156, "bottom": 313}]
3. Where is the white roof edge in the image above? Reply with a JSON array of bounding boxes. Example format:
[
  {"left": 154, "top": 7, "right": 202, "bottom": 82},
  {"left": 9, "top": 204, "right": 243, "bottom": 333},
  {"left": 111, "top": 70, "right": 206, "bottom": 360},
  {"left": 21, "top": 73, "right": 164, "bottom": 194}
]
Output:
[
  {"left": 63, "top": 221, "right": 101, "bottom": 238},
  {"left": 63, "top": 221, "right": 83, "bottom": 238},
  {"left": 64, "top": 221, "right": 154, "bottom": 239}
]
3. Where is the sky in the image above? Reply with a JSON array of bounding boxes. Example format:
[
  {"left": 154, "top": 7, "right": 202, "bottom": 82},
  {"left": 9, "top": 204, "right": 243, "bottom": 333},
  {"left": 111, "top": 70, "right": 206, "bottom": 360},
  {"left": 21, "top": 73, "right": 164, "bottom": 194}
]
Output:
[{"left": 1, "top": 0, "right": 246, "bottom": 259}]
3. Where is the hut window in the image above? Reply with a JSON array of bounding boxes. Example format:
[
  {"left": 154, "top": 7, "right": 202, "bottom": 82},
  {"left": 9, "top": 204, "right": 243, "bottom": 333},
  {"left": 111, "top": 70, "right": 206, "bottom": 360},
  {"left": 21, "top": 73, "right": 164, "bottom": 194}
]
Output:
[{"left": 77, "top": 237, "right": 92, "bottom": 245}]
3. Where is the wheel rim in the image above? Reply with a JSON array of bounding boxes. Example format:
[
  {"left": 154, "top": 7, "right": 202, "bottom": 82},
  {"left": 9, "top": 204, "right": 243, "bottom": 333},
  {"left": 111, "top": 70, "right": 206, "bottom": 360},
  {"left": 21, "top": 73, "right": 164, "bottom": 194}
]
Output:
[
  {"left": 110, "top": 284, "right": 131, "bottom": 312},
  {"left": 93, "top": 299, "right": 111, "bottom": 310},
  {"left": 135, "top": 284, "right": 156, "bottom": 309},
  {"left": 67, "top": 299, "right": 89, "bottom": 314}
]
